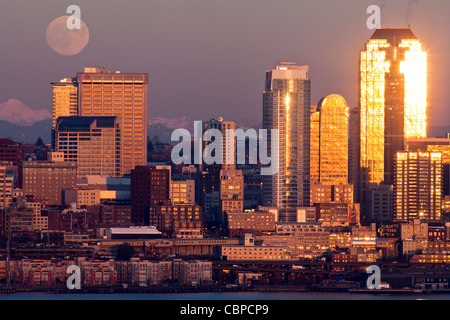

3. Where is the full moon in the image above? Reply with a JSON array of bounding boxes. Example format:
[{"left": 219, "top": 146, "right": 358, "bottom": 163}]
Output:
[{"left": 46, "top": 16, "right": 89, "bottom": 56}]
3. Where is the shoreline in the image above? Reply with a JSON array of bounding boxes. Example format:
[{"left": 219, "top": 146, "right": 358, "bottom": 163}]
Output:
[{"left": 1, "top": 286, "right": 448, "bottom": 295}]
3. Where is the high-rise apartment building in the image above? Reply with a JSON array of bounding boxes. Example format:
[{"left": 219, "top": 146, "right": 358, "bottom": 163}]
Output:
[
  {"left": 262, "top": 62, "right": 311, "bottom": 222},
  {"left": 77, "top": 68, "right": 148, "bottom": 175},
  {"left": 394, "top": 151, "right": 442, "bottom": 222},
  {"left": 405, "top": 137, "right": 450, "bottom": 195},
  {"left": 55, "top": 116, "right": 122, "bottom": 178},
  {"left": 51, "top": 78, "right": 78, "bottom": 148}
]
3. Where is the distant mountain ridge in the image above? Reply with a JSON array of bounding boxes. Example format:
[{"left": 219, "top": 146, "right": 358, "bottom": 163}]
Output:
[
  {"left": 3, "top": 99, "right": 446, "bottom": 145},
  {"left": 0, "top": 119, "right": 51, "bottom": 144}
]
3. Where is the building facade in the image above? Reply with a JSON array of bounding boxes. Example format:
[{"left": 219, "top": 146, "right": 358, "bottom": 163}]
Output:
[
  {"left": 55, "top": 116, "right": 122, "bottom": 178},
  {"left": 394, "top": 151, "right": 442, "bottom": 222},
  {"left": 310, "top": 94, "right": 349, "bottom": 185},
  {"left": 358, "top": 28, "right": 428, "bottom": 223},
  {"left": 131, "top": 166, "right": 170, "bottom": 225},
  {"left": 0, "top": 166, "right": 13, "bottom": 210},
  {"left": 51, "top": 78, "right": 78, "bottom": 148},
  {"left": 22, "top": 160, "right": 77, "bottom": 206}
]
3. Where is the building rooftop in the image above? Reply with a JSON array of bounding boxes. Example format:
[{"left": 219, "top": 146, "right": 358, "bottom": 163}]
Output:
[
  {"left": 0, "top": 138, "right": 19, "bottom": 146},
  {"left": 109, "top": 226, "right": 162, "bottom": 235},
  {"left": 56, "top": 116, "right": 118, "bottom": 130},
  {"left": 370, "top": 28, "right": 417, "bottom": 46}
]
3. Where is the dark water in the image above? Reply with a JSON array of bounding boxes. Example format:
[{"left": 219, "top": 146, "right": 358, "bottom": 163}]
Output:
[{"left": 0, "top": 291, "right": 448, "bottom": 300}]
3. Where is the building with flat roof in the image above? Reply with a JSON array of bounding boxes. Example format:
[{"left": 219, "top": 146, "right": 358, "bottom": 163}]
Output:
[
  {"left": 131, "top": 166, "right": 170, "bottom": 225},
  {"left": 22, "top": 160, "right": 77, "bottom": 206},
  {"left": 170, "top": 180, "right": 195, "bottom": 204},
  {"left": 51, "top": 78, "right": 78, "bottom": 148},
  {"left": 226, "top": 211, "right": 276, "bottom": 238},
  {"left": 77, "top": 67, "right": 148, "bottom": 174},
  {"left": 394, "top": 151, "right": 442, "bottom": 222},
  {"left": 105, "top": 226, "right": 162, "bottom": 240}
]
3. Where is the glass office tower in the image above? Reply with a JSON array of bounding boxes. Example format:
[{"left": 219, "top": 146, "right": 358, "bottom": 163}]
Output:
[
  {"left": 262, "top": 62, "right": 311, "bottom": 222},
  {"left": 360, "top": 28, "right": 427, "bottom": 185},
  {"left": 358, "top": 28, "right": 427, "bottom": 221}
]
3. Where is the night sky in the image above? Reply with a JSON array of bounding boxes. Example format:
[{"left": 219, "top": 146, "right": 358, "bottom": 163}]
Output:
[{"left": 0, "top": 0, "right": 449, "bottom": 127}]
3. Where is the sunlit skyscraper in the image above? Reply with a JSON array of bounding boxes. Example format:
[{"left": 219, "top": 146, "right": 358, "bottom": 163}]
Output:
[
  {"left": 358, "top": 28, "right": 427, "bottom": 220},
  {"left": 77, "top": 67, "right": 148, "bottom": 175},
  {"left": 51, "top": 78, "right": 78, "bottom": 149},
  {"left": 262, "top": 62, "right": 311, "bottom": 222},
  {"left": 310, "top": 94, "right": 349, "bottom": 185},
  {"left": 359, "top": 28, "right": 427, "bottom": 186}
]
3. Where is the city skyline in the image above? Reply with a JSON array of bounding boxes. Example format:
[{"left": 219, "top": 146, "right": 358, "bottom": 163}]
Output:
[
  {"left": 1, "top": 0, "right": 450, "bottom": 129},
  {"left": 2, "top": 0, "right": 450, "bottom": 302}
]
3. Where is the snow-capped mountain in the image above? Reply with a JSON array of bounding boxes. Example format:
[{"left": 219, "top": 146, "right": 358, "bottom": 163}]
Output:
[
  {"left": 148, "top": 115, "right": 194, "bottom": 129},
  {"left": 0, "top": 99, "right": 51, "bottom": 126}
]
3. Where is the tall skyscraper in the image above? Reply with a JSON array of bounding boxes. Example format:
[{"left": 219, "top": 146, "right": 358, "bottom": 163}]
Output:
[
  {"left": 394, "top": 151, "right": 442, "bottom": 222},
  {"left": 358, "top": 28, "right": 427, "bottom": 219},
  {"left": 55, "top": 116, "right": 122, "bottom": 178},
  {"left": 77, "top": 67, "right": 148, "bottom": 175},
  {"left": 51, "top": 78, "right": 78, "bottom": 149},
  {"left": 310, "top": 94, "right": 349, "bottom": 185},
  {"left": 360, "top": 28, "right": 427, "bottom": 185},
  {"left": 262, "top": 62, "right": 311, "bottom": 222}
]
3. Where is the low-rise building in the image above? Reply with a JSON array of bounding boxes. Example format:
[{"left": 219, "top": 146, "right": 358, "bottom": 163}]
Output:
[
  {"left": 226, "top": 211, "right": 276, "bottom": 238},
  {"left": 222, "top": 234, "right": 290, "bottom": 261}
]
